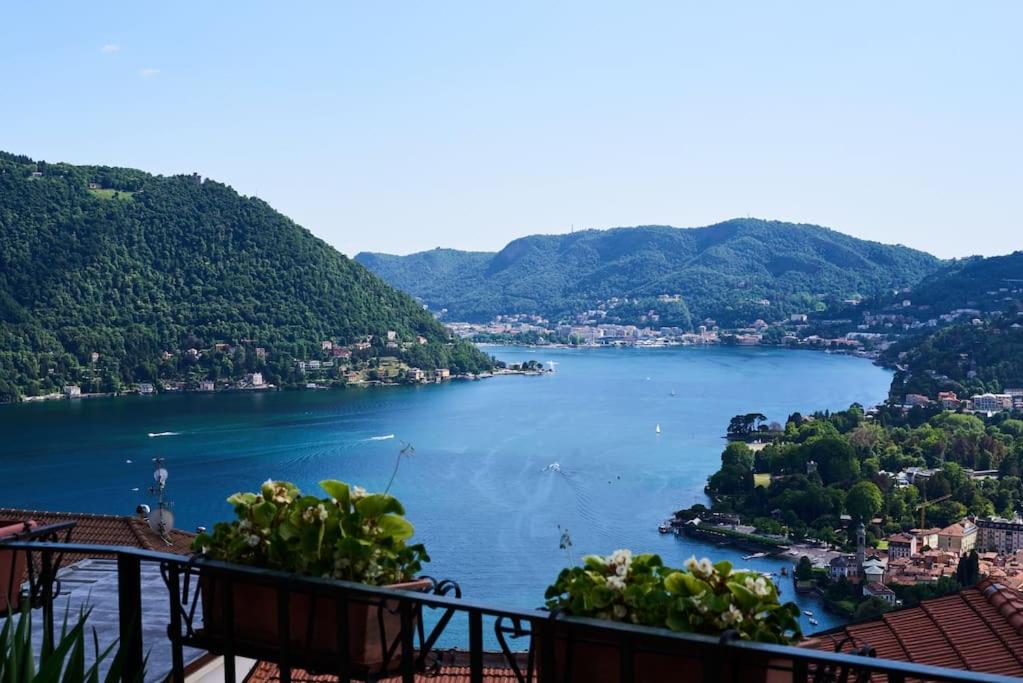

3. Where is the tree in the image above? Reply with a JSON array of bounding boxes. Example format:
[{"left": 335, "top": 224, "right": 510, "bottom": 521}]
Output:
[
  {"left": 727, "top": 413, "right": 767, "bottom": 439},
  {"left": 795, "top": 556, "right": 814, "bottom": 581},
  {"left": 801, "top": 437, "right": 860, "bottom": 485},
  {"left": 846, "top": 481, "right": 883, "bottom": 522},
  {"left": 956, "top": 550, "right": 981, "bottom": 587},
  {"left": 853, "top": 597, "right": 891, "bottom": 621},
  {"left": 721, "top": 442, "right": 755, "bottom": 471}
]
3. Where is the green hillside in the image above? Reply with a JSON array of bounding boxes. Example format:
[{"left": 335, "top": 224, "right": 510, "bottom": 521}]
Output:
[
  {"left": 0, "top": 152, "right": 494, "bottom": 401},
  {"left": 356, "top": 220, "right": 942, "bottom": 327}
]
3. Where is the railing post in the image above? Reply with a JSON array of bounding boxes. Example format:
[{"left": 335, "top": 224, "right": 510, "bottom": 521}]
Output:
[
  {"left": 41, "top": 549, "right": 55, "bottom": 652},
  {"left": 117, "top": 553, "right": 144, "bottom": 682},
  {"left": 277, "top": 583, "right": 291, "bottom": 683},
  {"left": 400, "top": 598, "right": 415, "bottom": 683},
  {"left": 166, "top": 564, "right": 185, "bottom": 683},
  {"left": 537, "top": 616, "right": 555, "bottom": 683},
  {"left": 221, "top": 576, "right": 236, "bottom": 683},
  {"left": 335, "top": 592, "right": 352, "bottom": 683},
  {"left": 469, "top": 610, "right": 484, "bottom": 683},
  {"left": 619, "top": 634, "right": 634, "bottom": 683}
]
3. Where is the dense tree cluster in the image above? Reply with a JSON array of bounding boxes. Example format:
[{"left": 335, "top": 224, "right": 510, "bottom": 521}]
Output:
[
  {"left": 0, "top": 152, "right": 494, "bottom": 400},
  {"left": 700, "top": 405, "right": 1023, "bottom": 547},
  {"left": 356, "top": 219, "right": 941, "bottom": 327}
]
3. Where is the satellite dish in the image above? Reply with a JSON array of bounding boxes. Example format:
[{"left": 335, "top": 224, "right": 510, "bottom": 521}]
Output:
[{"left": 149, "top": 507, "right": 175, "bottom": 535}]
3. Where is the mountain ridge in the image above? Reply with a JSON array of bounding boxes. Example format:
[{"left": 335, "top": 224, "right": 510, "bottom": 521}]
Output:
[
  {"left": 0, "top": 151, "right": 494, "bottom": 400},
  {"left": 356, "top": 219, "right": 943, "bottom": 327}
]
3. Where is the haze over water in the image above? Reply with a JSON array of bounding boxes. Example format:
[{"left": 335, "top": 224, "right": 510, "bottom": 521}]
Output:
[{"left": 0, "top": 345, "right": 892, "bottom": 634}]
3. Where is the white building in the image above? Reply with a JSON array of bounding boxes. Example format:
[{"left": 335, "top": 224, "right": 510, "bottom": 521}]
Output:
[
  {"left": 138, "top": 383, "right": 155, "bottom": 395},
  {"left": 972, "top": 393, "right": 1012, "bottom": 413}
]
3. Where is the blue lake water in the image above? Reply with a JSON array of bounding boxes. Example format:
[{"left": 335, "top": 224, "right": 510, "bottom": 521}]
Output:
[{"left": 0, "top": 345, "right": 892, "bottom": 639}]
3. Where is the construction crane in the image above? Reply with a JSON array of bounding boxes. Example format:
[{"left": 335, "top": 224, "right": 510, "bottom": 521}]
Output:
[{"left": 915, "top": 493, "right": 952, "bottom": 529}]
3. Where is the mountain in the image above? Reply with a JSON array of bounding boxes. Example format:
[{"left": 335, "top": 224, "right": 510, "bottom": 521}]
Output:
[
  {"left": 880, "top": 252, "right": 1023, "bottom": 399},
  {"left": 356, "top": 220, "right": 943, "bottom": 327},
  {"left": 0, "top": 152, "right": 494, "bottom": 401}
]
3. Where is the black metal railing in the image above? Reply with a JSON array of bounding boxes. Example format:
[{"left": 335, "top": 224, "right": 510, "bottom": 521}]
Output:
[{"left": 1, "top": 538, "right": 1020, "bottom": 683}]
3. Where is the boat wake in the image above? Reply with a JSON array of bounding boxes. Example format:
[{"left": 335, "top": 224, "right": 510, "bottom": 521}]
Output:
[
  {"left": 365, "top": 434, "right": 395, "bottom": 441},
  {"left": 148, "top": 431, "right": 180, "bottom": 438}
]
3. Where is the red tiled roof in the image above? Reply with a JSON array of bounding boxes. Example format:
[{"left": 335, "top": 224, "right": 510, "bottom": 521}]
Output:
[
  {"left": 802, "top": 579, "right": 1023, "bottom": 678},
  {"left": 0, "top": 507, "right": 195, "bottom": 567},
  {"left": 245, "top": 654, "right": 525, "bottom": 683}
]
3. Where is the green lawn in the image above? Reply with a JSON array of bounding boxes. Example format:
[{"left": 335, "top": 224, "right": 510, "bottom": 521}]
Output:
[
  {"left": 88, "top": 188, "right": 135, "bottom": 201},
  {"left": 754, "top": 473, "right": 771, "bottom": 488}
]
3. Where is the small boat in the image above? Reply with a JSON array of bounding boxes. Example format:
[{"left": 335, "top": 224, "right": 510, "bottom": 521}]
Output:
[
  {"left": 669, "top": 389, "right": 677, "bottom": 397},
  {"left": 803, "top": 610, "right": 814, "bottom": 617},
  {"left": 655, "top": 424, "right": 661, "bottom": 434},
  {"left": 808, "top": 618, "right": 819, "bottom": 626},
  {"left": 658, "top": 522, "right": 671, "bottom": 534},
  {"left": 743, "top": 552, "right": 767, "bottom": 560},
  {"left": 780, "top": 567, "right": 788, "bottom": 576},
  {"left": 543, "top": 462, "right": 561, "bottom": 473}
]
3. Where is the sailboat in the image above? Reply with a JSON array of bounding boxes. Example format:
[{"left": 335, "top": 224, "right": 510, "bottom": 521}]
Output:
[
  {"left": 669, "top": 389, "right": 677, "bottom": 397},
  {"left": 655, "top": 424, "right": 661, "bottom": 434}
]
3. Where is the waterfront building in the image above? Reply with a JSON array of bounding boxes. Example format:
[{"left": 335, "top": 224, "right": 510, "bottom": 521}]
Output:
[
  {"left": 138, "top": 383, "right": 155, "bottom": 395},
  {"left": 978, "top": 516, "right": 1023, "bottom": 554},
  {"left": 938, "top": 391, "right": 960, "bottom": 410},
  {"left": 64, "top": 385, "right": 81, "bottom": 398},
  {"left": 198, "top": 380, "right": 215, "bottom": 392}
]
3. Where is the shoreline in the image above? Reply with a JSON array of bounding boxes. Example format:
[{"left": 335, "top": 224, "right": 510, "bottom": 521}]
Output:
[{"left": 6, "top": 366, "right": 550, "bottom": 406}]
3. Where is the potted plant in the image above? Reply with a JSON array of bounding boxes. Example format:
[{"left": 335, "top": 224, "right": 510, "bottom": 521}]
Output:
[
  {"left": 193, "top": 479, "right": 430, "bottom": 676},
  {"left": 543, "top": 550, "right": 801, "bottom": 683}
]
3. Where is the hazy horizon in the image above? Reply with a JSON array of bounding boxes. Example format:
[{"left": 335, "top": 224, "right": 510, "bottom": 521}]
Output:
[{"left": 3, "top": 2, "right": 1020, "bottom": 259}]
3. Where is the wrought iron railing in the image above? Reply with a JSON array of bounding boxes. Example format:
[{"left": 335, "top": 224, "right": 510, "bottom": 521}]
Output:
[{"left": 1, "top": 538, "right": 1020, "bottom": 683}]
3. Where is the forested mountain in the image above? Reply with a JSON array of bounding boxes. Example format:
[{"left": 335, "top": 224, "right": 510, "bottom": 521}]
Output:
[
  {"left": 356, "top": 220, "right": 942, "bottom": 327},
  {"left": 905, "top": 252, "right": 1023, "bottom": 313},
  {"left": 0, "top": 151, "right": 494, "bottom": 401}
]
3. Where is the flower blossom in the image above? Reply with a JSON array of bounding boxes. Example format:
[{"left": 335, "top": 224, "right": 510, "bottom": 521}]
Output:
[
  {"left": 606, "top": 575, "right": 627, "bottom": 592},
  {"left": 246, "top": 534, "right": 260, "bottom": 547}
]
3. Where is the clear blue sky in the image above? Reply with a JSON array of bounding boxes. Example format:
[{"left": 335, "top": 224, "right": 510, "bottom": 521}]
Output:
[{"left": 1, "top": 2, "right": 1020, "bottom": 259}]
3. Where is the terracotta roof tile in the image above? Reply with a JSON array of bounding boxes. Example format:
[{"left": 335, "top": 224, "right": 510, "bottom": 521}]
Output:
[
  {"left": 801, "top": 579, "right": 1023, "bottom": 678},
  {"left": 0, "top": 507, "right": 195, "bottom": 567},
  {"left": 244, "top": 660, "right": 522, "bottom": 683}
]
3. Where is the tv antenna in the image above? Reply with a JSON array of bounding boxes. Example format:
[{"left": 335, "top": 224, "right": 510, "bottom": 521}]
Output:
[{"left": 148, "top": 457, "right": 175, "bottom": 544}]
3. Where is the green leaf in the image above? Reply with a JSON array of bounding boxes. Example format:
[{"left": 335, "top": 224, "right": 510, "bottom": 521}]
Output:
[
  {"left": 320, "top": 480, "right": 350, "bottom": 506},
  {"left": 356, "top": 493, "right": 404, "bottom": 517},
  {"left": 375, "top": 514, "right": 414, "bottom": 541}
]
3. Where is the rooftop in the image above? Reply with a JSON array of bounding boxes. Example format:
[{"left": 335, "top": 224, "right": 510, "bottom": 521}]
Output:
[{"left": 803, "top": 579, "right": 1023, "bottom": 677}]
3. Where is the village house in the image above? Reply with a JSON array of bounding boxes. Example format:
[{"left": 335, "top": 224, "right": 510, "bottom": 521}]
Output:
[
  {"left": 255, "top": 347, "right": 267, "bottom": 359},
  {"left": 407, "top": 368, "right": 426, "bottom": 382},
  {"left": 863, "top": 581, "right": 897, "bottom": 606},
  {"left": 887, "top": 533, "right": 917, "bottom": 560},
  {"left": 198, "top": 380, "right": 215, "bottom": 392},
  {"left": 321, "top": 340, "right": 333, "bottom": 351},
  {"left": 246, "top": 372, "right": 264, "bottom": 387},
  {"left": 938, "top": 519, "right": 978, "bottom": 555},
  {"left": 910, "top": 527, "right": 941, "bottom": 550},
  {"left": 435, "top": 368, "right": 451, "bottom": 381},
  {"left": 64, "top": 385, "right": 81, "bottom": 398},
  {"left": 972, "top": 393, "right": 1012, "bottom": 413},
  {"left": 938, "top": 391, "right": 960, "bottom": 410},
  {"left": 904, "top": 393, "right": 931, "bottom": 407},
  {"left": 138, "top": 383, "right": 155, "bottom": 395}
]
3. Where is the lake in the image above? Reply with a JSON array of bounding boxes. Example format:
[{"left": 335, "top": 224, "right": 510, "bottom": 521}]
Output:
[{"left": 0, "top": 345, "right": 892, "bottom": 636}]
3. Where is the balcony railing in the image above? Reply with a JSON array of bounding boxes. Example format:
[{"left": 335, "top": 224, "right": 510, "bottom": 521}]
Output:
[{"left": 1, "top": 537, "right": 1020, "bottom": 683}]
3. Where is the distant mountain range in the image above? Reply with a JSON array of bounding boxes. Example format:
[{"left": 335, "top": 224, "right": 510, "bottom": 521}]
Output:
[
  {"left": 0, "top": 152, "right": 493, "bottom": 400},
  {"left": 356, "top": 219, "right": 943, "bottom": 327}
]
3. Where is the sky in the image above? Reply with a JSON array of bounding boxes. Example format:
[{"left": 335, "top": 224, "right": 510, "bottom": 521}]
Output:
[{"left": 1, "top": 2, "right": 1020, "bottom": 259}]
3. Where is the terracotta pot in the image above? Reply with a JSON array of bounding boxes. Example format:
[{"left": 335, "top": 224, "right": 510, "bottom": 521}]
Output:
[
  {"left": 540, "top": 623, "right": 789, "bottom": 683},
  {"left": 199, "top": 574, "right": 431, "bottom": 675}
]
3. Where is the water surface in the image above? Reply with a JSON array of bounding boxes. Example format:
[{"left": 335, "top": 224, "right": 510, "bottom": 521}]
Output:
[{"left": 0, "top": 345, "right": 892, "bottom": 635}]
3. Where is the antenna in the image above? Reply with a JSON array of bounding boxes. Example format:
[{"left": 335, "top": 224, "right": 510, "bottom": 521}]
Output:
[{"left": 148, "top": 457, "right": 175, "bottom": 544}]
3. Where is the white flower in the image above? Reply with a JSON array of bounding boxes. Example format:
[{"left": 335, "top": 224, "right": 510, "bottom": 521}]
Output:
[
  {"left": 246, "top": 534, "right": 260, "bottom": 547},
  {"left": 351, "top": 485, "right": 368, "bottom": 502},
  {"left": 302, "top": 506, "right": 316, "bottom": 523},
  {"left": 685, "top": 556, "right": 699, "bottom": 572},
  {"left": 239, "top": 520, "right": 252, "bottom": 531},
  {"left": 606, "top": 575, "right": 627, "bottom": 592},
  {"left": 743, "top": 576, "right": 771, "bottom": 597},
  {"left": 615, "top": 563, "right": 629, "bottom": 577},
  {"left": 720, "top": 604, "right": 744, "bottom": 626},
  {"left": 612, "top": 604, "right": 628, "bottom": 619},
  {"left": 696, "top": 558, "right": 714, "bottom": 577},
  {"left": 609, "top": 549, "right": 632, "bottom": 567},
  {"left": 316, "top": 503, "right": 328, "bottom": 521}
]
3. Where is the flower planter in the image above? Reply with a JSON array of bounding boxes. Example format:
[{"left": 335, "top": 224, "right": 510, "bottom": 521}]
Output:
[
  {"left": 199, "top": 573, "right": 432, "bottom": 675},
  {"left": 540, "top": 622, "right": 790, "bottom": 683}
]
